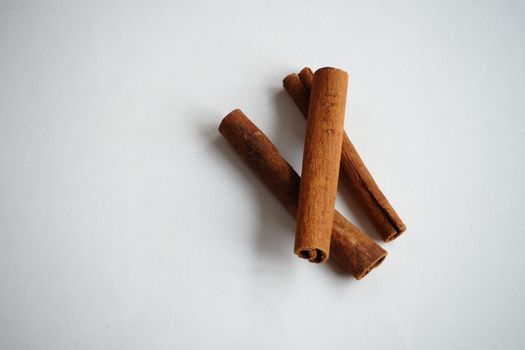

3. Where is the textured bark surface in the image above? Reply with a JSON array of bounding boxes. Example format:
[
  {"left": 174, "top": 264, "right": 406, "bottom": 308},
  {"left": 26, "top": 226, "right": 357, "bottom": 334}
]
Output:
[
  {"left": 284, "top": 69, "right": 406, "bottom": 242},
  {"left": 295, "top": 67, "right": 348, "bottom": 263},
  {"left": 219, "top": 109, "right": 386, "bottom": 279}
]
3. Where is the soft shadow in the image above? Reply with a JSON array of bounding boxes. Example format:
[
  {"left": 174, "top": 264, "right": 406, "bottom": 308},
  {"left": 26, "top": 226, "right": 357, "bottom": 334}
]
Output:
[{"left": 268, "top": 89, "right": 307, "bottom": 171}]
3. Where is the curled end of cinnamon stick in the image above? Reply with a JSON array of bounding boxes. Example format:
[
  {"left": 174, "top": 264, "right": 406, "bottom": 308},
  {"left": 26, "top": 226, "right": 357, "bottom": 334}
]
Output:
[
  {"left": 282, "top": 73, "right": 298, "bottom": 87},
  {"left": 330, "top": 211, "right": 388, "bottom": 278},
  {"left": 218, "top": 109, "right": 241, "bottom": 133},
  {"left": 383, "top": 224, "right": 407, "bottom": 242},
  {"left": 295, "top": 248, "right": 328, "bottom": 263},
  {"left": 355, "top": 254, "right": 387, "bottom": 280},
  {"left": 298, "top": 67, "right": 314, "bottom": 91}
]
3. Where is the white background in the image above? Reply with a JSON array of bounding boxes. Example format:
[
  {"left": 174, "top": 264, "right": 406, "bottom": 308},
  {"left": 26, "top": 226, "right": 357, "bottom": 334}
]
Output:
[{"left": 1, "top": 1, "right": 524, "bottom": 349}]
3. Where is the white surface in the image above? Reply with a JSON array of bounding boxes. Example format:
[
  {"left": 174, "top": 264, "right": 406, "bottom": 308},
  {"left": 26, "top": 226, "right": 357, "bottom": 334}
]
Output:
[{"left": 1, "top": 1, "right": 525, "bottom": 349}]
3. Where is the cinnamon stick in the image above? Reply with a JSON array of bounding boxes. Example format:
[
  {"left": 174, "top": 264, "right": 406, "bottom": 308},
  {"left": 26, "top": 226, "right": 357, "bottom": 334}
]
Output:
[
  {"left": 295, "top": 67, "right": 348, "bottom": 263},
  {"left": 283, "top": 68, "right": 406, "bottom": 242},
  {"left": 219, "top": 109, "right": 387, "bottom": 279},
  {"left": 298, "top": 67, "right": 313, "bottom": 91}
]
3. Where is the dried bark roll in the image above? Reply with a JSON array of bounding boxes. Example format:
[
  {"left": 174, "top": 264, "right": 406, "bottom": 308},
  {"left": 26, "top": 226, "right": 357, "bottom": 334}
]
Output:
[
  {"left": 284, "top": 68, "right": 406, "bottom": 242},
  {"left": 219, "top": 109, "right": 387, "bottom": 279},
  {"left": 295, "top": 67, "right": 348, "bottom": 263},
  {"left": 298, "top": 67, "right": 313, "bottom": 91}
]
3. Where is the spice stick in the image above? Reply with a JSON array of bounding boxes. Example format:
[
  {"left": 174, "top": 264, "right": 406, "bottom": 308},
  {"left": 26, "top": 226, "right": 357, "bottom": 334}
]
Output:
[
  {"left": 219, "top": 109, "right": 387, "bottom": 279},
  {"left": 298, "top": 67, "right": 313, "bottom": 91},
  {"left": 295, "top": 67, "right": 348, "bottom": 263},
  {"left": 284, "top": 69, "right": 406, "bottom": 242}
]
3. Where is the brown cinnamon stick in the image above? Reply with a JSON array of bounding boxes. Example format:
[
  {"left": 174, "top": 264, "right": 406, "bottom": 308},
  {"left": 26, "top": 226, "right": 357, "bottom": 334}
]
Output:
[
  {"left": 283, "top": 68, "right": 406, "bottom": 242},
  {"left": 219, "top": 109, "right": 387, "bottom": 279},
  {"left": 295, "top": 67, "right": 348, "bottom": 263},
  {"left": 298, "top": 67, "right": 313, "bottom": 91}
]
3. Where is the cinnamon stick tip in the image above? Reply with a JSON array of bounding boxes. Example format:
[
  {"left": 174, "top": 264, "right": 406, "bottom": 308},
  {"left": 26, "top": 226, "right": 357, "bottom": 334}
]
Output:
[
  {"left": 218, "top": 109, "right": 243, "bottom": 133},
  {"left": 356, "top": 252, "right": 387, "bottom": 280},
  {"left": 294, "top": 248, "right": 328, "bottom": 263},
  {"left": 315, "top": 66, "right": 348, "bottom": 77},
  {"left": 282, "top": 73, "right": 299, "bottom": 87},
  {"left": 384, "top": 225, "right": 406, "bottom": 242},
  {"left": 299, "top": 67, "right": 314, "bottom": 79}
]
